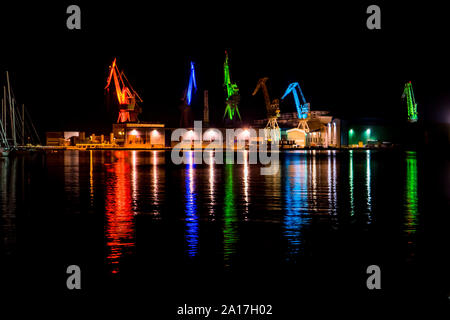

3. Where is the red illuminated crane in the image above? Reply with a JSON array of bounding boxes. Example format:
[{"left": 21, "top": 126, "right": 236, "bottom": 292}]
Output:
[{"left": 105, "top": 58, "right": 143, "bottom": 123}]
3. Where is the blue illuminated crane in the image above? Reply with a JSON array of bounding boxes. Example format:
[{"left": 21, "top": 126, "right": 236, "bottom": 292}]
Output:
[
  {"left": 180, "top": 61, "right": 197, "bottom": 127},
  {"left": 186, "top": 61, "right": 197, "bottom": 106},
  {"left": 281, "top": 82, "right": 310, "bottom": 130}
]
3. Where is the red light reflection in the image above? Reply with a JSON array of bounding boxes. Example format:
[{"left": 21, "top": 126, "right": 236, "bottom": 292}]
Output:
[{"left": 104, "top": 151, "right": 135, "bottom": 274}]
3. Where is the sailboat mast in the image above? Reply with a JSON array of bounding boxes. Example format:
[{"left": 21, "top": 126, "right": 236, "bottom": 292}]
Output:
[
  {"left": 6, "top": 72, "right": 17, "bottom": 147},
  {"left": 1, "top": 97, "right": 3, "bottom": 130},
  {"left": 2, "top": 86, "right": 6, "bottom": 135},
  {"left": 22, "top": 104, "right": 25, "bottom": 145},
  {"left": 11, "top": 98, "right": 16, "bottom": 147}
]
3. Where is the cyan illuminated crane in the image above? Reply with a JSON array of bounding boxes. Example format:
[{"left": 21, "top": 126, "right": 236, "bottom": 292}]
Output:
[
  {"left": 281, "top": 82, "right": 310, "bottom": 131},
  {"left": 105, "top": 58, "right": 143, "bottom": 123},
  {"left": 223, "top": 51, "right": 241, "bottom": 121},
  {"left": 402, "top": 81, "right": 418, "bottom": 123},
  {"left": 252, "top": 77, "right": 280, "bottom": 141}
]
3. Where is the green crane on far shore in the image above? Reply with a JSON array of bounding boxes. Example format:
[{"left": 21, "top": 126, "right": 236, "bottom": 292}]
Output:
[
  {"left": 223, "top": 51, "right": 241, "bottom": 121},
  {"left": 402, "top": 81, "right": 418, "bottom": 123}
]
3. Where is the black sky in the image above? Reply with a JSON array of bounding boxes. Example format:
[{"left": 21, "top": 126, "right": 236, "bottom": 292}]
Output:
[{"left": 1, "top": 1, "right": 450, "bottom": 135}]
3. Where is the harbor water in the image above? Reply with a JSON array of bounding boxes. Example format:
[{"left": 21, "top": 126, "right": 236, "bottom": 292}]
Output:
[{"left": 0, "top": 149, "right": 449, "bottom": 310}]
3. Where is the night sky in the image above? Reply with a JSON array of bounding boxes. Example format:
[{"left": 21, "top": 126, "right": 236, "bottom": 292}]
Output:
[{"left": 1, "top": 1, "right": 450, "bottom": 135}]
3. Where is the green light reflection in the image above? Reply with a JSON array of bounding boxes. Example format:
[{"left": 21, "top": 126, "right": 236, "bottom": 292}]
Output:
[
  {"left": 405, "top": 151, "right": 418, "bottom": 233},
  {"left": 223, "top": 164, "right": 238, "bottom": 266}
]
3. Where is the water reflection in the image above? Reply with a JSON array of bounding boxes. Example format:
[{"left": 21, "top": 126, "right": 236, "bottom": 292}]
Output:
[
  {"left": 308, "top": 151, "right": 319, "bottom": 212},
  {"left": 185, "top": 151, "right": 198, "bottom": 257},
  {"left": 242, "top": 150, "right": 249, "bottom": 217},
  {"left": 0, "top": 158, "right": 16, "bottom": 255},
  {"left": 104, "top": 151, "right": 135, "bottom": 274},
  {"left": 283, "top": 154, "right": 308, "bottom": 260},
  {"left": 328, "top": 150, "right": 338, "bottom": 217},
  {"left": 208, "top": 151, "right": 215, "bottom": 217},
  {"left": 306, "top": 151, "right": 333, "bottom": 214},
  {"left": 89, "top": 150, "right": 94, "bottom": 207},
  {"left": 405, "top": 151, "right": 418, "bottom": 233},
  {"left": 223, "top": 164, "right": 238, "bottom": 266},
  {"left": 150, "top": 151, "right": 163, "bottom": 216},
  {"left": 366, "top": 150, "right": 372, "bottom": 222},
  {"left": 64, "top": 150, "right": 80, "bottom": 212},
  {"left": 349, "top": 150, "right": 355, "bottom": 216},
  {"left": 0, "top": 149, "right": 429, "bottom": 273},
  {"left": 265, "top": 153, "right": 282, "bottom": 212}
]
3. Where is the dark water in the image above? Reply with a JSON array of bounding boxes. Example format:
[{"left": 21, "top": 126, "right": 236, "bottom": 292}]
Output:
[{"left": 1, "top": 149, "right": 449, "bottom": 312}]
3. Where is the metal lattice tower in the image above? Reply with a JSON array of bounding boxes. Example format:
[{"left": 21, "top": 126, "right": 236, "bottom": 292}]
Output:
[
  {"left": 252, "top": 77, "right": 281, "bottom": 141},
  {"left": 402, "top": 81, "right": 418, "bottom": 123},
  {"left": 223, "top": 51, "right": 241, "bottom": 121}
]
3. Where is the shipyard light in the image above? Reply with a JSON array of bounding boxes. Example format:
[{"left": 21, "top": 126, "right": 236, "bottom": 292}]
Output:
[
  {"left": 130, "top": 129, "right": 138, "bottom": 136},
  {"left": 186, "top": 130, "right": 195, "bottom": 140},
  {"left": 152, "top": 129, "right": 160, "bottom": 136},
  {"left": 240, "top": 129, "right": 250, "bottom": 140},
  {"left": 205, "top": 130, "right": 217, "bottom": 140},
  {"left": 366, "top": 129, "right": 371, "bottom": 135}
]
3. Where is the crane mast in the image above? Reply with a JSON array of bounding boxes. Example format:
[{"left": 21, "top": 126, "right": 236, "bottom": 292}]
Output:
[
  {"left": 282, "top": 82, "right": 310, "bottom": 131},
  {"left": 223, "top": 51, "right": 241, "bottom": 121},
  {"left": 402, "top": 81, "right": 418, "bottom": 123},
  {"left": 180, "top": 61, "right": 197, "bottom": 127},
  {"left": 252, "top": 77, "right": 280, "bottom": 142},
  {"left": 186, "top": 62, "right": 197, "bottom": 106},
  {"left": 105, "top": 58, "right": 142, "bottom": 123}
]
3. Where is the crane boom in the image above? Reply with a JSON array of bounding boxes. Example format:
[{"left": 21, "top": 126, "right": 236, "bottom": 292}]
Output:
[
  {"left": 186, "top": 61, "right": 197, "bottom": 106},
  {"left": 223, "top": 51, "right": 241, "bottom": 120},
  {"left": 402, "top": 81, "right": 418, "bottom": 123},
  {"left": 281, "top": 82, "right": 310, "bottom": 120},
  {"left": 252, "top": 77, "right": 280, "bottom": 141},
  {"left": 252, "top": 77, "right": 272, "bottom": 113},
  {"left": 105, "top": 58, "right": 142, "bottom": 123},
  {"left": 252, "top": 77, "right": 280, "bottom": 120}
]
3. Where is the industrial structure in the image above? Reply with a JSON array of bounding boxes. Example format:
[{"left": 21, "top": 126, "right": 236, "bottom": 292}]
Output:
[
  {"left": 203, "top": 90, "right": 209, "bottom": 126},
  {"left": 223, "top": 51, "right": 241, "bottom": 122},
  {"left": 105, "top": 58, "right": 143, "bottom": 123},
  {"left": 43, "top": 52, "right": 414, "bottom": 150},
  {"left": 402, "top": 81, "right": 418, "bottom": 123},
  {"left": 252, "top": 77, "right": 280, "bottom": 141},
  {"left": 281, "top": 82, "right": 311, "bottom": 130},
  {"left": 112, "top": 123, "right": 165, "bottom": 148},
  {"left": 254, "top": 110, "right": 341, "bottom": 148},
  {"left": 180, "top": 62, "right": 197, "bottom": 127}
]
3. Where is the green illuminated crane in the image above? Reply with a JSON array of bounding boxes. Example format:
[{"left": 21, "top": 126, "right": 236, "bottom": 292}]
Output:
[
  {"left": 252, "top": 77, "right": 280, "bottom": 141},
  {"left": 223, "top": 51, "right": 241, "bottom": 121},
  {"left": 402, "top": 81, "right": 418, "bottom": 123}
]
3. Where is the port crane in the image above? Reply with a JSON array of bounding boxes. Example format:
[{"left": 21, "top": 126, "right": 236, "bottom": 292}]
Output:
[
  {"left": 281, "top": 82, "right": 310, "bottom": 131},
  {"left": 223, "top": 51, "right": 241, "bottom": 121},
  {"left": 105, "top": 58, "right": 143, "bottom": 123},
  {"left": 402, "top": 81, "right": 418, "bottom": 123},
  {"left": 180, "top": 61, "right": 197, "bottom": 127},
  {"left": 185, "top": 62, "right": 197, "bottom": 106},
  {"left": 252, "top": 77, "right": 281, "bottom": 141}
]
